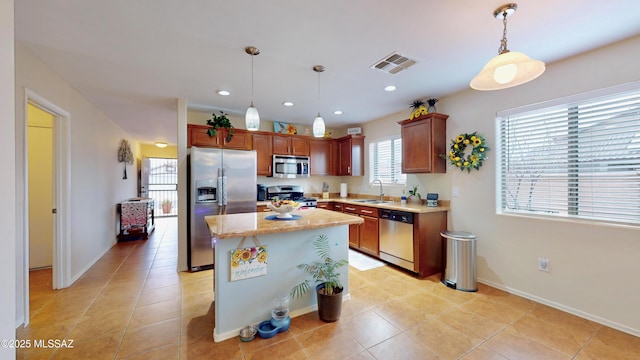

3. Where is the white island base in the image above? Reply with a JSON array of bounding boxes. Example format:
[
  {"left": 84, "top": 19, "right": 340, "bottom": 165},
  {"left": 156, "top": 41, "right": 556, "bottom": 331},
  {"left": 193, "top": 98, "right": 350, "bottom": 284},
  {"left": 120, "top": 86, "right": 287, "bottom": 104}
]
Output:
[{"left": 209, "top": 216, "right": 353, "bottom": 342}]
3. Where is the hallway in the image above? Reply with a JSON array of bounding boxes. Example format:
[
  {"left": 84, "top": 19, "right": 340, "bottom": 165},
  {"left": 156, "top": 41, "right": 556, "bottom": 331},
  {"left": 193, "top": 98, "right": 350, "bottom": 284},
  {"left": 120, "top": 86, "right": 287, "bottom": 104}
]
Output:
[{"left": 18, "top": 217, "right": 640, "bottom": 359}]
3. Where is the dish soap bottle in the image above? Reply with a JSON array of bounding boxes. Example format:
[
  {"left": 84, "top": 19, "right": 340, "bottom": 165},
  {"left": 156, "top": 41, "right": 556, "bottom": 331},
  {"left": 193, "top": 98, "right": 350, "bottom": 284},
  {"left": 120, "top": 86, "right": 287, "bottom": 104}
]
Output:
[{"left": 401, "top": 190, "right": 407, "bottom": 205}]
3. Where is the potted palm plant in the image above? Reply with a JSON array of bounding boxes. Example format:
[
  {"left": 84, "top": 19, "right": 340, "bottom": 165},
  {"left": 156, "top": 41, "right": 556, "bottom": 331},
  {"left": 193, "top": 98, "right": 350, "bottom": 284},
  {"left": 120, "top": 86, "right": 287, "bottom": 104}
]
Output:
[
  {"left": 290, "top": 234, "right": 348, "bottom": 322},
  {"left": 161, "top": 199, "right": 172, "bottom": 214}
]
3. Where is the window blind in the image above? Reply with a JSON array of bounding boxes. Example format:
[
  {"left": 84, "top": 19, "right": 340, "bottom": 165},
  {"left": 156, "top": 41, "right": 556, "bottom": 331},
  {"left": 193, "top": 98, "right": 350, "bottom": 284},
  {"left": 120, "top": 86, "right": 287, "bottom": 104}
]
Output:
[
  {"left": 498, "top": 87, "right": 640, "bottom": 225},
  {"left": 369, "top": 137, "right": 406, "bottom": 185}
]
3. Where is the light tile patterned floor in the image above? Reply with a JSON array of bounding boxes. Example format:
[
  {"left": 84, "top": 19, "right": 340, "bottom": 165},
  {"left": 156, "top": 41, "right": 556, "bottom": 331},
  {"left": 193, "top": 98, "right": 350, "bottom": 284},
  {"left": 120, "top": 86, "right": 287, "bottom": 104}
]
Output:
[{"left": 17, "top": 217, "right": 640, "bottom": 359}]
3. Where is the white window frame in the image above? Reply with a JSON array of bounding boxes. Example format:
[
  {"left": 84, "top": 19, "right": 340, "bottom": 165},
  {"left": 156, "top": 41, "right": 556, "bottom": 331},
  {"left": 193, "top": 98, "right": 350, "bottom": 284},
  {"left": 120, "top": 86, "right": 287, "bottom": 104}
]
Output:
[
  {"left": 496, "top": 81, "right": 640, "bottom": 227},
  {"left": 369, "top": 135, "right": 406, "bottom": 186}
]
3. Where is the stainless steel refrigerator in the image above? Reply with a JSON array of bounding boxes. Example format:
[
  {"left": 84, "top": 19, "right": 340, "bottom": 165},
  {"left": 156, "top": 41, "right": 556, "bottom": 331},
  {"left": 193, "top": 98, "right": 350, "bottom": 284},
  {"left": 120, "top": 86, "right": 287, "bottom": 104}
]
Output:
[{"left": 189, "top": 147, "right": 257, "bottom": 271}]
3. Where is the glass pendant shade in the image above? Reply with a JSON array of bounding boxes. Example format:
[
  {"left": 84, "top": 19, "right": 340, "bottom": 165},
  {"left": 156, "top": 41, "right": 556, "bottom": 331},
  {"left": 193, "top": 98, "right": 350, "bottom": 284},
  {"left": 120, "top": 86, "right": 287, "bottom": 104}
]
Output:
[
  {"left": 470, "top": 51, "right": 545, "bottom": 90},
  {"left": 245, "top": 102, "right": 260, "bottom": 131},
  {"left": 312, "top": 113, "right": 325, "bottom": 137}
]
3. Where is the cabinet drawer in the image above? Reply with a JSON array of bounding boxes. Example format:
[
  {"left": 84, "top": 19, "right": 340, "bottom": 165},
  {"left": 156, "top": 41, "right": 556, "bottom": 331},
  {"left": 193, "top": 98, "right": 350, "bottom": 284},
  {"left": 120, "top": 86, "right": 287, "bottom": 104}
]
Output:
[
  {"left": 343, "top": 205, "right": 359, "bottom": 214},
  {"left": 357, "top": 206, "right": 378, "bottom": 217}
]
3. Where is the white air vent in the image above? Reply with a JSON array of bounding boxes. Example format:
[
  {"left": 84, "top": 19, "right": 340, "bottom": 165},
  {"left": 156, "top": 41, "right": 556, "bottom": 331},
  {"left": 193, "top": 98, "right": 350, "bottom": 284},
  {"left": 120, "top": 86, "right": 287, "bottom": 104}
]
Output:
[{"left": 371, "top": 52, "right": 417, "bottom": 74}]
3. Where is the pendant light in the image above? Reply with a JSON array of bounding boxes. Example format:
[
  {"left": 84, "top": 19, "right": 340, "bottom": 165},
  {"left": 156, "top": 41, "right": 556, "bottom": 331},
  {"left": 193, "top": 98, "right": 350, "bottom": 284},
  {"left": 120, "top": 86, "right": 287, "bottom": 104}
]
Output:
[
  {"left": 470, "top": 3, "right": 545, "bottom": 91},
  {"left": 245, "top": 46, "right": 260, "bottom": 130},
  {"left": 312, "top": 65, "right": 326, "bottom": 138}
]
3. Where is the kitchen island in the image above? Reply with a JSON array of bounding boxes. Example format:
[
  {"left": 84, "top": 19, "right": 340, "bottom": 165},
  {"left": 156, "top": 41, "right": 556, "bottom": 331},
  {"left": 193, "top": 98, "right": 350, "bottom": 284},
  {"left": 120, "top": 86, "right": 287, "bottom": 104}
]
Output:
[{"left": 204, "top": 208, "right": 363, "bottom": 342}]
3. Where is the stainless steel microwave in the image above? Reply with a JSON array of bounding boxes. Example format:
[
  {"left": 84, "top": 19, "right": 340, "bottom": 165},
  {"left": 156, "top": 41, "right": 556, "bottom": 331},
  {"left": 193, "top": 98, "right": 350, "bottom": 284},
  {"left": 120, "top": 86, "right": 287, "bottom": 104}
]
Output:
[{"left": 272, "top": 155, "right": 310, "bottom": 178}]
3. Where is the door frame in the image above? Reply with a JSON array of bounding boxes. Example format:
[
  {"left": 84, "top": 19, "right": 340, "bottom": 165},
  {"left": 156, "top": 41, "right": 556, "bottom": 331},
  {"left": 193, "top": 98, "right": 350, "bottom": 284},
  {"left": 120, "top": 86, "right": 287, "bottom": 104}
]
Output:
[{"left": 23, "top": 89, "right": 71, "bottom": 324}]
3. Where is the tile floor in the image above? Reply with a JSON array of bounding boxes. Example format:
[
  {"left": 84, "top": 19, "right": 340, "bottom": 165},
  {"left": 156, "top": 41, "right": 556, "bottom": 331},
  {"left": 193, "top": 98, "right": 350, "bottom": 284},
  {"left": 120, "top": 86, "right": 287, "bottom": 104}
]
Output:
[{"left": 17, "top": 217, "right": 640, "bottom": 359}]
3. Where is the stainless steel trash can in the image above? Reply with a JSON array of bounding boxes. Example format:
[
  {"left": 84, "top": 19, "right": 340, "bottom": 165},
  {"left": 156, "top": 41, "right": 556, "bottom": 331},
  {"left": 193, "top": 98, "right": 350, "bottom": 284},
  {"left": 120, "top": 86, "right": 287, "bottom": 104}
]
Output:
[{"left": 441, "top": 231, "right": 477, "bottom": 292}]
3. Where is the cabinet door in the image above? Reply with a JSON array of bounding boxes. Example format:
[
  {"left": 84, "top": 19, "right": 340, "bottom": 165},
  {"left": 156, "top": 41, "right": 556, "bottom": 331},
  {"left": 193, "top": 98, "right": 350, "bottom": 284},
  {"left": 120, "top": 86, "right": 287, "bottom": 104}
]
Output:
[
  {"left": 359, "top": 215, "right": 379, "bottom": 256},
  {"left": 349, "top": 223, "right": 360, "bottom": 248},
  {"left": 253, "top": 133, "right": 273, "bottom": 176},
  {"left": 221, "top": 129, "right": 251, "bottom": 150},
  {"left": 291, "top": 137, "right": 310, "bottom": 156},
  {"left": 399, "top": 113, "right": 448, "bottom": 173},
  {"left": 333, "top": 203, "right": 343, "bottom": 212},
  {"left": 338, "top": 137, "right": 352, "bottom": 175},
  {"left": 402, "top": 119, "right": 432, "bottom": 172},
  {"left": 338, "top": 136, "right": 364, "bottom": 176},
  {"left": 189, "top": 125, "right": 219, "bottom": 147},
  {"left": 272, "top": 135, "right": 290, "bottom": 155},
  {"left": 309, "top": 139, "right": 331, "bottom": 176}
]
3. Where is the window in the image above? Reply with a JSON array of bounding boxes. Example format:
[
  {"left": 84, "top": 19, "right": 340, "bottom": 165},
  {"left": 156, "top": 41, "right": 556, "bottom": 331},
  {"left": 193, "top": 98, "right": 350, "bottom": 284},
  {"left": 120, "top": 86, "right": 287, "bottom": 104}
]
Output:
[
  {"left": 497, "top": 83, "right": 640, "bottom": 226},
  {"left": 369, "top": 136, "right": 406, "bottom": 185}
]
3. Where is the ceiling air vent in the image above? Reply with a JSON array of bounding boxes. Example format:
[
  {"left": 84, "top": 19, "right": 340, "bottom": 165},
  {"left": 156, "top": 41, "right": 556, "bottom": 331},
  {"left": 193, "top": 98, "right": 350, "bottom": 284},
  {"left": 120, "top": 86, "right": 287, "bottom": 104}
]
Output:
[{"left": 371, "top": 52, "right": 417, "bottom": 74}]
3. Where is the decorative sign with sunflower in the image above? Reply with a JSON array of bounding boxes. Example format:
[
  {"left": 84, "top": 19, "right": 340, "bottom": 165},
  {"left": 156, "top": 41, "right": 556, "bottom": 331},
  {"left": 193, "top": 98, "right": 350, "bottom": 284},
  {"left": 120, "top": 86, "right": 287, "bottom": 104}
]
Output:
[
  {"left": 230, "top": 242, "right": 268, "bottom": 281},
  {"left": 448, "top": 132, "right": 490, "bottom": 172}
]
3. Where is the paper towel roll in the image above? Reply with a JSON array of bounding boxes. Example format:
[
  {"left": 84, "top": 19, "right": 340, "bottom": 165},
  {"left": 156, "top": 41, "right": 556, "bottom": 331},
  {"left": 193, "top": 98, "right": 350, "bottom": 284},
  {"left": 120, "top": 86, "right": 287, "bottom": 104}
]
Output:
[{"left": 340, "top": 183, "right": 348, "bottom": 198}]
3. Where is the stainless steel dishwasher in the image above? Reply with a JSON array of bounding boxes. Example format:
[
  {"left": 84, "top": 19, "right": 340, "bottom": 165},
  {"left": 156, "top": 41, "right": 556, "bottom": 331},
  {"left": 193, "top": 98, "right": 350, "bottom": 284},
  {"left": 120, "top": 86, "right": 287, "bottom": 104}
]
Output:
[{"left": 379, "top": 209, "right": 414, "bottom": 271}]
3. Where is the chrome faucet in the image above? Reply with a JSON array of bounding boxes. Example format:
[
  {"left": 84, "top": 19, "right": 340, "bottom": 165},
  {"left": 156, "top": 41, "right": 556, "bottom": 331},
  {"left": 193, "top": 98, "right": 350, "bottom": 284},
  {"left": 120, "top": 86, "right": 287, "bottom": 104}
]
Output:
[{"left": 372, "top": 179, "right": 384, "bottom": 201}]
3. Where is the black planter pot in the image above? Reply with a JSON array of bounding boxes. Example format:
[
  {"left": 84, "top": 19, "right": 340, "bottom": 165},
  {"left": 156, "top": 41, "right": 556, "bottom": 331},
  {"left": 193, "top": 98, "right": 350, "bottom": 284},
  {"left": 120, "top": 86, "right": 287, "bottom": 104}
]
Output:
[{"left": 316, "top": 283, "right": 343, "bottom": 322}]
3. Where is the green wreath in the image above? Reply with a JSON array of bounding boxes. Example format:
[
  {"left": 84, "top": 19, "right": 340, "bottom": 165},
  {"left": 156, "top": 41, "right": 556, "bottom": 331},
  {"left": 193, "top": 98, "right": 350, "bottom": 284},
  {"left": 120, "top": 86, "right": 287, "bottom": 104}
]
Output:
[{"left": 448, "top": 132, "right": 490, "bottom": 172}]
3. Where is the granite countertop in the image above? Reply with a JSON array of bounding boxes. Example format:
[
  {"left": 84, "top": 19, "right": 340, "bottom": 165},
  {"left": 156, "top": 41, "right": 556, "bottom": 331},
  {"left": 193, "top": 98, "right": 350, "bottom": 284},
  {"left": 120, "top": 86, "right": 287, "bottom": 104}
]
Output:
[
  {"left": 205, "top": 208, "right": 363, "bottom": 239},
  {"left": 257, "top": 197, "right": 449, "bottom": 214}
]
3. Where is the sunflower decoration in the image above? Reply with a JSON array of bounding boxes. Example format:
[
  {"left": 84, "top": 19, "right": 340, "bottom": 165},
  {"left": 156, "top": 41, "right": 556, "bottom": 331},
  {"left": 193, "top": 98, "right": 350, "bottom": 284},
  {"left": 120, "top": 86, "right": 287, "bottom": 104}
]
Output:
[
  {"left": 409, "top": 100, "right": 428, "bottom": 120},
  {"left": 448, "top": 132, "right": 490, "bottom": 173}
]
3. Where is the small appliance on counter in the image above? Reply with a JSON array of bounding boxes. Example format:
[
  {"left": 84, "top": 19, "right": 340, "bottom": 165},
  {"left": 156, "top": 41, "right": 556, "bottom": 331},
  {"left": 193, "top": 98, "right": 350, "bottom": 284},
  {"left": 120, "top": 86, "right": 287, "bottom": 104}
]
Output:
[
  {"left": 426, "top": 193, "right": 439, "bottom": 207},
  {"left": 257, "top": 184, "right": 267, "bottom": 201},
  {"left": 266, "top": 185, "right": 317, "bottom": 208}
]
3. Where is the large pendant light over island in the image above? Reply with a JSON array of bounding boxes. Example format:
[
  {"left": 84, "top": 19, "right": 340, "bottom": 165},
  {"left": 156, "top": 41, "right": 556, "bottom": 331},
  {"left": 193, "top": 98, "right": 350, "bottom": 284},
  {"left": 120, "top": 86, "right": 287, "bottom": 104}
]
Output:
[{"left": 470, "top": 3, "right": 545, "bottom": 91}]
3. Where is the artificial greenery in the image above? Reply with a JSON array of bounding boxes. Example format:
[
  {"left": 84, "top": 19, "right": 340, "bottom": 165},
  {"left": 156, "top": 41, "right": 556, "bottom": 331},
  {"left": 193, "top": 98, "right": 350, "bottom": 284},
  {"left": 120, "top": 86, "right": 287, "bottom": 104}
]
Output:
[
  {"left": 206, "top": 111, "right": 234, "bottom": 142},
  {"left": 291, "top": 234, "right": 348, "bottom": 298}
]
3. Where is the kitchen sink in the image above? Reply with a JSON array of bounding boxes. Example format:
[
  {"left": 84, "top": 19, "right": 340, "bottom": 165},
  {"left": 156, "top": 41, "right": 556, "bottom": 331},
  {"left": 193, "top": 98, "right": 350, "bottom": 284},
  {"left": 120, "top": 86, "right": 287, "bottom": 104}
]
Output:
[{"left": 352, "top": 199, "right": 392, "bottom": 204}]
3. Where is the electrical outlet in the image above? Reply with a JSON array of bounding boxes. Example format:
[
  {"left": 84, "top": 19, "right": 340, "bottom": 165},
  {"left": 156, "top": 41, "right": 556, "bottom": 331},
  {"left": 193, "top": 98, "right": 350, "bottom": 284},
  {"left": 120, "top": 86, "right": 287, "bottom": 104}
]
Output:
[{"left": 538, "top": 257, "right": 550, "bottom": 272}]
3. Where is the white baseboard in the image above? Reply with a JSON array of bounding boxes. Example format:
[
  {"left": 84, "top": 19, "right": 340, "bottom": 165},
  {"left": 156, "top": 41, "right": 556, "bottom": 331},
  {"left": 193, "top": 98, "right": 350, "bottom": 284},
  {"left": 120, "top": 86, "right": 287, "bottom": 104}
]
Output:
[
  {"left": 213, "top": 293, "right": 351, "bottom": 343},
  {"left": 68, "top": 242, "right": 115, "bottom": 285},
  {"left": 478, "top": 278, "right": 640, "bottom": 338}
]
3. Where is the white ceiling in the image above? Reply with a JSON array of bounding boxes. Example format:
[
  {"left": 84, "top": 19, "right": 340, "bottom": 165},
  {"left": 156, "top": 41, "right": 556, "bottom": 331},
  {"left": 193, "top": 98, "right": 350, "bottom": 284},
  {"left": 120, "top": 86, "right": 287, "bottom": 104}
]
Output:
[{"left": 15, "top": 0, "right": 640, "bottom": 145}]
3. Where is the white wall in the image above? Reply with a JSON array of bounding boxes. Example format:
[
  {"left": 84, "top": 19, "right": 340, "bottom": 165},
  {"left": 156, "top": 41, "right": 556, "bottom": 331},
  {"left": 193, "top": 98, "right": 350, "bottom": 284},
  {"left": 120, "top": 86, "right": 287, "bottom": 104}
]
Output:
[
  {"left": 1, "top": 0, "right": 16, "bottom": 358},
  {"left": 14, "top": 44, "right": 138, "bottom": 325},
  {"left": 439, "top": 35, "right": 640, "bottom": 335}
]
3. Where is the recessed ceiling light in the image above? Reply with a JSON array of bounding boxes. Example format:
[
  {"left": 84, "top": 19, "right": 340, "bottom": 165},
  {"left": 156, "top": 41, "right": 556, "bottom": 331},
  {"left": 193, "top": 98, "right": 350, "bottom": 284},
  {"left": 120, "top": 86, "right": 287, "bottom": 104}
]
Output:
[
  {"left": 282, "top": 101, "right": 294, "bottom": 107},
  {"left": 217, "top": 90, "right": 230, "bottom": 96},
  {"left": 333, "top": 110, "right": 343, "bottom": 115},
  {"left": 384, "top": 85, "right": 397, "bottom": 92}
]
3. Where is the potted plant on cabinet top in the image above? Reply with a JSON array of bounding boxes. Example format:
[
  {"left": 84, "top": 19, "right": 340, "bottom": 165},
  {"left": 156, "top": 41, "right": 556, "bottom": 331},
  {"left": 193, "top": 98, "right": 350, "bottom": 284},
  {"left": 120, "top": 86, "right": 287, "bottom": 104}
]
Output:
[
  {"left": 290, "top": 234, "right": 348, "bottom": 322},
  {"left": 206, "top": 111, "right": 234, "bottom": 142},
  {"left": 407, "top": 185, "right": 422, "bottom": 204}
]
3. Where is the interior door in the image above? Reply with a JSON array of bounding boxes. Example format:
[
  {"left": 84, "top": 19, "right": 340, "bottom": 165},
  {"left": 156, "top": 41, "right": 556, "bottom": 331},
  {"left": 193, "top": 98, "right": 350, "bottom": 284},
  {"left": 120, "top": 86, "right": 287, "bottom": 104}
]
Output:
[{"left": 140, "top": 156, "right": 150, "bottom": 197}]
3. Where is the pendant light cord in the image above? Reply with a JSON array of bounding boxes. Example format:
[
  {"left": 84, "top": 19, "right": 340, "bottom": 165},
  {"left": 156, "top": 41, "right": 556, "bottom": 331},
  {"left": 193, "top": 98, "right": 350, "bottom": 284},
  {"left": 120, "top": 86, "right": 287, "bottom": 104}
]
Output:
[{"left": 251, "top": 54, "right": 255, "bottom": 105}]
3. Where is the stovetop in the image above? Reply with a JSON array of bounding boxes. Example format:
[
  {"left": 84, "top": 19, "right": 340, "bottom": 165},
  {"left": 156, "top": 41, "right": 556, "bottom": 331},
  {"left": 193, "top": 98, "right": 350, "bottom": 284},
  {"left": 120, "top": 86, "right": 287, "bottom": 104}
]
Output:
[{"left": 267, "top": 185, "right": 317, "bottom": 207}]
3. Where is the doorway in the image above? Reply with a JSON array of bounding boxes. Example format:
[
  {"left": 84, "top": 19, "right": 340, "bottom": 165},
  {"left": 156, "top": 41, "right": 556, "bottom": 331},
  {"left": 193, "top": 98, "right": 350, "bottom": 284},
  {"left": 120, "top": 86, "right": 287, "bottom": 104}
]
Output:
[{"left": 23, "top": 90, "right": 71, "bottom": 325}]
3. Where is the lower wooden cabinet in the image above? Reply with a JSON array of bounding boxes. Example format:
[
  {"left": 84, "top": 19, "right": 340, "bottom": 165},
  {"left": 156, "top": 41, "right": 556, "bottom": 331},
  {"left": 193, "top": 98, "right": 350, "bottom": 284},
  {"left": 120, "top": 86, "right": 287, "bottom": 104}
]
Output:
[
  {"left": 316, "top": 202, "right": 333, "bottom": 210},
  {"left": 343, "top": 204, "right": 379, "bottom": 256}
]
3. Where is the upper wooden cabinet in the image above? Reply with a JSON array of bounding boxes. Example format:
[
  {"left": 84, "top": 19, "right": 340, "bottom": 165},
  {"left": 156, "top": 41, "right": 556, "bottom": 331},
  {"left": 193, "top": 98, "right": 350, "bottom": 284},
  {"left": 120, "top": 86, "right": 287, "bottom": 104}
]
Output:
[
  {"left": 252, "top": 133, "right": 273, "bottom": 176},
  {"left": 398, "top": 113, "right": 448, "bottom": 173},
  {"left": 187, "top": 124, "right": 251, "bottom": 150},
  {"left": 309, "top": 138, "right": 333, "bottom": 176},
  {"left": 337, "top": 135, "right": 364, "bottom": 176},
  {"left": 272, "top": 134, "right": 310, "bottom": 156}
]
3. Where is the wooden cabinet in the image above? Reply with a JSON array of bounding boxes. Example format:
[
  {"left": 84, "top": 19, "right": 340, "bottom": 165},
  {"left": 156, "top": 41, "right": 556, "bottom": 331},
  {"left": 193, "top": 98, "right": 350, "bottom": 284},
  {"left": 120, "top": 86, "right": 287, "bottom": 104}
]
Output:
[
  {"left": 309, "top": 138, "right": 333, "bottom": 176},
  {"left": 272, "top": 134, "right": 309, "bottom": 156},
  {"left": 337, "top": 135, "right": 364, "bottom": 176},
  {"left": 256, "top": 205, "right": 272, "bottom": 213},
  {"left": 414, "top": 211, "right": 447, "bottom": 278},
  {"left": 252, "top": 133, "right": 273, "bottom": 176},
  {"left": 343, "top": 204, "right": 378, "bottom": 256},
  {"left": 316, "top": 202, "right": 332, "bottom": 210},
  {"left": 398, "top": 113, "right": 448, "bottom": 173},
  {"left": 332, "top": 202, "right": 344, "bottom": 212},
  {"left": 187, "top": 124, "right": 251, "bottom": 150}
]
